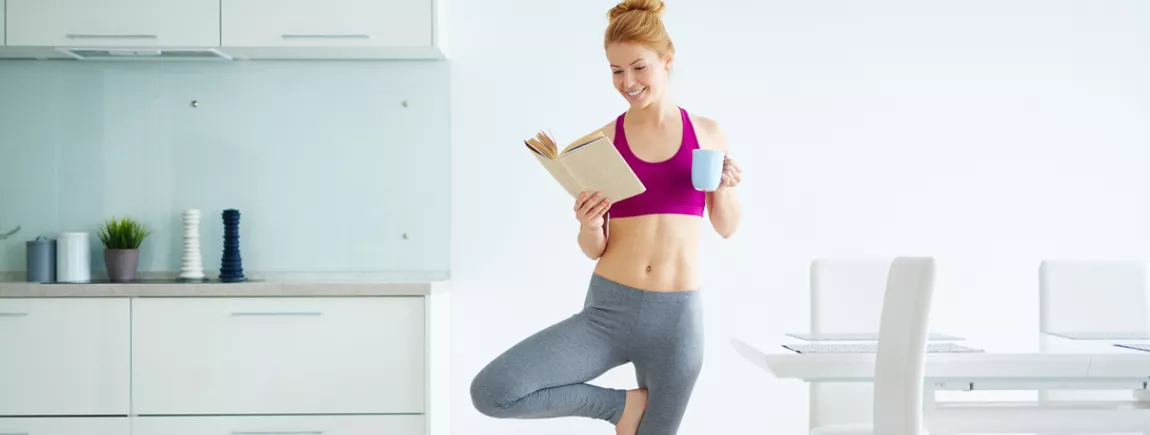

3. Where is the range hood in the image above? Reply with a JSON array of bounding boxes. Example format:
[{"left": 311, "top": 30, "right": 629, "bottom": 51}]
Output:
[{"left": 54, "top": 47, "right": 233, "bottom": 61}]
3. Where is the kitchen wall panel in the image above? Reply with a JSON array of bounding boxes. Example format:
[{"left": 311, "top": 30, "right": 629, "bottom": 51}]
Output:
[{"left": 0, "top": 60, "right": 450, "bottom": 276}]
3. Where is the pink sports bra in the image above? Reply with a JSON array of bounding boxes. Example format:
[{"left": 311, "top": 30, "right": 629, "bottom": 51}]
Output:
[{"left": 608, "top": 107, "right": 706, "bottom": 219}]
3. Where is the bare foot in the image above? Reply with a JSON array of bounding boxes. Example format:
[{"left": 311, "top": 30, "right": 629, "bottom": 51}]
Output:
[{"left": 616, "top": 388, "right": 648, "bottom": 435}]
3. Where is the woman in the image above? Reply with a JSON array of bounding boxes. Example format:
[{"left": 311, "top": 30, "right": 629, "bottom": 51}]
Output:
[{"left": 470, "top": 1, "right": 742, "bottom": 434}]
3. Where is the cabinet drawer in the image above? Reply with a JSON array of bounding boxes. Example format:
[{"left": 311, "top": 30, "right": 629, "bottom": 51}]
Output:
[
  {"left": 132, "top": 297, "right": 426, "bottom": 415},
  {"left": 0, "top": 417, "right": 130, "bottom": 435},
  {"left": 222, "top": 0, "right": 432, "bottom": 48},
  {"left": 133, "top": 415, "right": 424, "bottom": 435},
  {"left": 6, "top": 0, "right": 219, "bottom": 47},
  {"left": 0, "top": 298, "right": 130, "bottom": 416}
]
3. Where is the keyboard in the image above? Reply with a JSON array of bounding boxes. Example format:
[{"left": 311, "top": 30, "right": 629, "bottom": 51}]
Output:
[
  {"left": 1047, "top": 331, "right": 1150, "bottom": 341},
  {"left": 786, "top": 332, "right": 965, "bottom": 342},
  {"left": 1114, "top": 343, "right": 1150, "bottom": 353},
  {"left": 782, "top": 342, "right": 984, "bottom": 354}
]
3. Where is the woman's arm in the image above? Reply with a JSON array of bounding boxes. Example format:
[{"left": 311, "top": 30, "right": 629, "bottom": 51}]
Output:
[
  {"left": 574, "top": 121, "right": 619, "bottom": 259},
  {"left": 575, "top": 191, "right": 611, "bottom": 259},
  {"left": 700, "top": 119, "right": 742, "bottom": 239},
  {"left": 708, "top": 181, "right": 741, "bottom": 239},
  {"left": 578, "top": 218, "right": 608, "bottom": 259}
]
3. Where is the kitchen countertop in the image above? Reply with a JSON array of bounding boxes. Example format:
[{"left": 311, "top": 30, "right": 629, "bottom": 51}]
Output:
[{"left": 0, "top": 271, "right": 450, "bottom": 297}]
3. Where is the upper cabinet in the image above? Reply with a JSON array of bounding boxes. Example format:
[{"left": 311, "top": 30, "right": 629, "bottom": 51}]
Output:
[
  {"left": 223, "top": 0, "right": 431, "bottom": 48},
  {"left": 5, "top": 0, "right": 220, "bottom": 47},
  {"left": 0, "top": 0, "right": 443, "bottom": 59}
]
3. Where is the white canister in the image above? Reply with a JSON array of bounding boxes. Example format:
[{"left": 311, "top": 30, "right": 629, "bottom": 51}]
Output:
[{"left": 56, "top": 232, "right": 91, "bottom": 283}]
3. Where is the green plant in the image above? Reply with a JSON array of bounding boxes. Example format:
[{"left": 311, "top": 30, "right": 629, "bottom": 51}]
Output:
[
  {"left": 97, "top": 217, "right": 152, "bottom": 250},
  {"left": 0, "top": 225, "right": 19, "bottom": 240}
]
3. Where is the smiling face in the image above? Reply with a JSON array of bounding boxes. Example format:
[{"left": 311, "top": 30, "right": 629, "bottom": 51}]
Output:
[{"left": 607, "top": 41, "right": 672, "bottom": 109}]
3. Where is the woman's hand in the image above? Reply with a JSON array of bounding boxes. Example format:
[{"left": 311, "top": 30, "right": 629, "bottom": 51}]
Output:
[
  {"left": 575, "top": 191, "right": 611, "bottom": 230},
  {"left": 717, "top": 154, "right": 742, "bottom": 190}
]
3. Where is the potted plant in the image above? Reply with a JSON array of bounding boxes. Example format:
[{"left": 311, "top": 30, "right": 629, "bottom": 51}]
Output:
[
  {"left": 0, "top": 225, "right": 19, "bottom": 272},
  {"left": 0, "top": 225, "right": 19, "bottom": 240},
  {"left": 97, "top": 217, "right": 152, "bottom": 283}
]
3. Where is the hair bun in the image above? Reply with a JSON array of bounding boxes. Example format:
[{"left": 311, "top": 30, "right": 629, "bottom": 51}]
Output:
[{"left": 608, "top": 0, "right": 666, "bottom": 21}]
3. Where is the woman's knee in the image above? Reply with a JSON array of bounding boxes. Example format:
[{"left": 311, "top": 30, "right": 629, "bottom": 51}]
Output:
[{"left": 470, "top": 364, "right": 521, "bottom": 418}]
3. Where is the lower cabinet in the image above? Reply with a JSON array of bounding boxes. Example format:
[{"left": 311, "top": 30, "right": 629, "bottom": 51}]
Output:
[
  {"left": 0, "top": 298, "right": 131, "bottom": 415},
  {"left": 133, "top": 415, "right": 425, "bottom": 435},
  {"left": 0, "top": 293, "right": 439, "bottom": 435},
  {"left": 132, "top": 297, "right": 426, "bottom": 415},
  {"left": 0, "top": 417, "right": 130, "bottom": 435}
]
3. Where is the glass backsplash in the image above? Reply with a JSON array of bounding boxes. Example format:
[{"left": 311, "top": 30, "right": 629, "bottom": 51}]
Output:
[{"left": 0, "top": 59, "right": 451, "bottom": 276}]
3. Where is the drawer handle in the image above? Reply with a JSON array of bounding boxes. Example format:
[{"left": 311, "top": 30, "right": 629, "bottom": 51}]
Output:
[
  {"left": 231, "top": 432, "right": 324, "bottom": 435},
  {"left": 0, "top": 312, "right": 29, "bottom": 317},
  {"left": 281, "top": 34, "right": 370, "bottom": 39},
  {"left": 230, "top": 312, "right": 323, "bottom": 317},
  {"left": 66, "top": 33, "right": 159, "bottom": 39},
  {"left": 0, "top": 432, "right": 31, "bottom": 435}
]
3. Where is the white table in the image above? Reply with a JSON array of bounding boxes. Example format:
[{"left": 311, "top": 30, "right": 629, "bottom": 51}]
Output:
[{"left": 733, "top": 333, "right": 1150, "bottom": 434}]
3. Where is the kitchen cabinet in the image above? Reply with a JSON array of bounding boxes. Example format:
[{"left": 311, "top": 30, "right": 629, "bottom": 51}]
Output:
[
  {"left": 0, "top": 0, "right": 444, "bottom": 59},
  {"left": 5, "top": 0, "right": 220, "bottom": 47},
  {"left": 222, "top": 0, "right": 432, "bottom": 48},
  {"left": 0, "top": 280, "right": 449, "bottom": 434},
  {"left": 0, "top": 417, "right": 130, "bottom": 435},
  {"left": 133, "top": 415, "right": 424, "bottom": 435},
  {"left": 132, "top": 297, "right": 426, "bottom": 415},
  {"left": 0, "top": 298, "right": 131, "bottom": 416}
]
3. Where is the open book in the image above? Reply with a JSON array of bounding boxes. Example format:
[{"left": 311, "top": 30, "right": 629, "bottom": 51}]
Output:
[{"left": 524, "top": 129, "right": 646, "bottom": 202}]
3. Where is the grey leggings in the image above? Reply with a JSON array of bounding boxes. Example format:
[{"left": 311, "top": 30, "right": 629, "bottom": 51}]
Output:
[{"left": 470, "top": 273, "right": 705, "bottom": 434}]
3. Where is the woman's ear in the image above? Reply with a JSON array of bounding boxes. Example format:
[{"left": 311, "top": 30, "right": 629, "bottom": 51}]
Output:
[{"left": 664, "top": 53, "right": 675, "bottom": 72}]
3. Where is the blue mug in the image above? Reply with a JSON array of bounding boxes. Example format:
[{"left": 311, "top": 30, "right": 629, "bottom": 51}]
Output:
[{"left": 691, "top": 149, "right": 725, "bottom": 191}]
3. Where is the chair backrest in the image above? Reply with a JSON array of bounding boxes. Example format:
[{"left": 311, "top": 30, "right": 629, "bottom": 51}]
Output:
[
  {"left": 1038, "top": 260, "right": 1149, "bottom": 403},
  {"left": 873, "top": 256, "right": 936, "bottom": 435},
  {"left": 808, "top": 258, "right": 893, "bottom": 428},
  {"left": 1039, "top": 260, "right": 1150, "bottom": 335}
]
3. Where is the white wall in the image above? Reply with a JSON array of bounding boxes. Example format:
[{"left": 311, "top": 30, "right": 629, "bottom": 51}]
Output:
[{"left": 448, "top": 1, "right": 1150, "bottom": 434}]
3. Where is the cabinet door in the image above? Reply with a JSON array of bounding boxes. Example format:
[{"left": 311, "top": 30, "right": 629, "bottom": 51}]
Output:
[
  {"left": 133, "top": 415, "right": 424, "bottom": 435},
  {"left": 0, "top": 298, "right": 131, "bottom": 416},
  {"left": 0, "top": 417, "right": 130, "bottom": 435},
  {"left": 6, "top": 0, "right": 219, "bottom": 47},
  {"left": 222, "top": 0, "right": 432, "bottom": 47},
  {"left": 132, "top": 297, "right": 426, "bottom": 415}
]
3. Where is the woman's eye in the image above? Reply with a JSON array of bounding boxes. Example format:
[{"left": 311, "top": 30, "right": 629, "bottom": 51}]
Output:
[{"left": 636, "top": 65, "right": 646, "bottom": 70}]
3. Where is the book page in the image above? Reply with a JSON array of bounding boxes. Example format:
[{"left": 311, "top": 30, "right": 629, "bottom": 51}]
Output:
[
  {"left": 558, "top": 135, "right": 646, "bottom": 202},
  {"left": 525, "top": 131, "right": 558, "bottom": 160},
  {"left": 561, "top": 130, "right": 608, "bottom": 155},
  {"left": 533, "top": 153, "right": 583, "bottom": 198}
]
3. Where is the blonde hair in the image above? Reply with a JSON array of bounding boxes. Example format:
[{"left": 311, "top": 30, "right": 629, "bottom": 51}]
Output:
[{"left": 604, "top": 0, "right": 674, "bottom": 59}]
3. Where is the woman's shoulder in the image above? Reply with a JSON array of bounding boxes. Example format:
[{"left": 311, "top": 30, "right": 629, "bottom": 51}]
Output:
[
  {"left": 686, "top": 110, "right": 728, "bottom": 152},
  {"left": 599, "top": 118, "right": 619, "bottom": 143}
]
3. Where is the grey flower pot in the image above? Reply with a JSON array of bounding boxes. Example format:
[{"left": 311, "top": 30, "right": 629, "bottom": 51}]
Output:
[{"left": 105, "top": 249, "right": 140, "bottom": 283}]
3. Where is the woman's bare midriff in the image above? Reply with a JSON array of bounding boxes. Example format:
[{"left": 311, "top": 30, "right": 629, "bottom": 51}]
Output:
[{"left": 593, "top": 213, "right": 701, "bottom": 292}]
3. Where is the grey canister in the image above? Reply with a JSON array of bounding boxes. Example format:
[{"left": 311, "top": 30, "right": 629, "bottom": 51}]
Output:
[{"left": 26, "top": 236, "right": 56, "bottom": 283}]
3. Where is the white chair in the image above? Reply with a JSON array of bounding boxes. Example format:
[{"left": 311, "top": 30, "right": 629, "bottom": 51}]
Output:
[
  {"left": 808, "top": 258, "right": 894, "bottom": 429},
  {"left": 1038, "top": 260, "right": 1150, "bottom": 410},
  {"left": 1039, "top": 260, "right": 1150, "bottom": 339},
  {"left": 811, "top": 256, "right": 937, "bottom": 435}
]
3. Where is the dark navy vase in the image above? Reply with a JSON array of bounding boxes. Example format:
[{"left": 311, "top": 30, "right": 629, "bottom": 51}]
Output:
[{"left": 219, "top": 209, "right": 245, "bottom": 282}]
